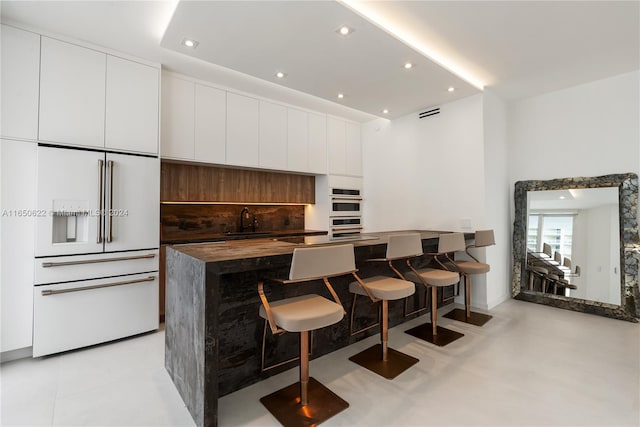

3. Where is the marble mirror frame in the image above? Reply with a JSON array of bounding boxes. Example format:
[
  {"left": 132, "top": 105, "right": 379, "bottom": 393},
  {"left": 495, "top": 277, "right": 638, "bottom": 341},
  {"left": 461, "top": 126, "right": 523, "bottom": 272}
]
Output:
[{"left": 512, "top": 173, "right": 639, "bottom": 322}]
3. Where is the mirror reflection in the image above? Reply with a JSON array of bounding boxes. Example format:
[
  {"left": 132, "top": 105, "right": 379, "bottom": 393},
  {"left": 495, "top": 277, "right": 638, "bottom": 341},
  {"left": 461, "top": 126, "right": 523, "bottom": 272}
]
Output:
[{"left": 525, "top": 187, "right": 621, "bottom": 305}]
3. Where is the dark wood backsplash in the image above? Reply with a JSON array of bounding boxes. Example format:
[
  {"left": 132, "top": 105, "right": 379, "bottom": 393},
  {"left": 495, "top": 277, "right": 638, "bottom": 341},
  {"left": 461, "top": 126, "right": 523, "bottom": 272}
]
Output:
[
  {"left": 161, "top": 204, "right": 305, "bottom": 242},
  {"left": 160, "top": 161, "right": 315, "bottom": 204}
]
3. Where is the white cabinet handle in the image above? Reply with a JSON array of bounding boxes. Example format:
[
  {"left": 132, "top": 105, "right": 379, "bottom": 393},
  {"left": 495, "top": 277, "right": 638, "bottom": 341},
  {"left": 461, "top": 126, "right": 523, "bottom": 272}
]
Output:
[
  {"left": 107, "top": 160, "right": 114, "bottom": 243},
  {"left": 41, "top": 253, "right": 155, "bottom": 268},
  {"left": 97, "top": 159, "right": 104, "bottom": 243},
  {"left": 41, "top": 275, "right": 156, "bottom": 296}
]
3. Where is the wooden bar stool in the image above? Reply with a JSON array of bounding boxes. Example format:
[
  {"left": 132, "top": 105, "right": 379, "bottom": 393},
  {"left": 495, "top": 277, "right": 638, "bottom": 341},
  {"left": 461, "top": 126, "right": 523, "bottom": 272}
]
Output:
[
  {"left": 396, "top": 233, "right": 463, "bottom": 347},
  {"left": 347, "top": 234, "right": 419, "bottom": 379},
  {"left": 443, "top": 230, "right": 495, "bottom": 326},
  {"left": 258, "top": 244, "right": 352, "bottom": 427}
]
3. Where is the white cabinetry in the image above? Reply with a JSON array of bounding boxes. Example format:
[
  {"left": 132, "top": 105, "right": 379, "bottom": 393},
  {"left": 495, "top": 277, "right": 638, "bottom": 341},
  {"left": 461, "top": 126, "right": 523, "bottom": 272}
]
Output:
[
  {"left": 287, "top": 108, "right": 308, "bottom": 172},
  {"left": 195, "top": 84, "right": 226, "bottom": 164},
  {"left": 327, "top": 117, "right": 347, "bottom": 175},
  {"left": 345, "top": 122, "right": 362, "bottom": 176},
  {"left": 227, "top": 93, "right": 259, "bottom": 167},
  {"left": 105, "top": 56, "right": 159, "bottom": 154},
  {"left": 327, "top": 117, "right": 361, "bottom": 177},
  {"left": 39, "top": 37, "right": 106, "bottom": 149},
  {"left": 308, "top": 113, "right": 327, "bottom": 174},
  {"left": 39, "top": 36, "right": 159, "bottom": 154},
  {"left": 259, "top": 101, "right": 287, "bottom": 170},
  {"left": 0, "top": 25, "right": 40, "bottom": 141},
  {"left": 161, "top": 74, "right": 195, "bottom": 159},
  {"left": 1, "top": 139, "right": 37, "bottom": 352}
]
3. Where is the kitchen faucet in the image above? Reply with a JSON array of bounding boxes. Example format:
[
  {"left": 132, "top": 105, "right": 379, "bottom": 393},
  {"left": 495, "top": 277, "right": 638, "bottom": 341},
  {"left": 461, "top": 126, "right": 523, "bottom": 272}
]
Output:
[{"left": 239, "top": 207, "right": 251, "bottom": 232}]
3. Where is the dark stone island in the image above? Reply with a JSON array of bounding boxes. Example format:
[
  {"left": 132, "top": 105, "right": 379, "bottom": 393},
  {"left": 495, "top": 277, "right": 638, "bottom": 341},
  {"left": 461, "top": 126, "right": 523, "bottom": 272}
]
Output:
[{"left": 164, "top": 231, "right": 469, "bottom": 427}]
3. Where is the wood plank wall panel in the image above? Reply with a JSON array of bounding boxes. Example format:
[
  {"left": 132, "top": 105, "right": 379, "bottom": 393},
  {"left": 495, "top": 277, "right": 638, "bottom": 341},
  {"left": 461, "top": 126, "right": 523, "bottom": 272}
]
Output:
[{"left": 160, "top": 161, "right": 315, "bottom": 204}]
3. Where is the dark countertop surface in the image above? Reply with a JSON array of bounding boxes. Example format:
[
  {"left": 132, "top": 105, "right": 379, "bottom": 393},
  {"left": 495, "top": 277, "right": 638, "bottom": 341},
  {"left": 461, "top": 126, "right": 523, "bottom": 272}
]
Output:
[
  {"left": 171, "top": 230, "right": 450, "bottom": 263},
  {"left": 160, "top": 229, "right": 327, "bottom": 245}
]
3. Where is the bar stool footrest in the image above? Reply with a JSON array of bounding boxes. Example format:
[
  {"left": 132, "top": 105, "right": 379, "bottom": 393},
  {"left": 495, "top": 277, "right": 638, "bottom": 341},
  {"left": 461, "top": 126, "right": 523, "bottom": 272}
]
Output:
[
  {"left": 443, "top": 308, "right": 493, "bottom": 326},
  {"left": 349, "top": 344, "right": 419, "bottom": 379},
  {"left": 405, "top": 323, "right": 464, "bottom": 347},
  {"left": 260, "top": 377, "right": 349, "bottom": 427}
]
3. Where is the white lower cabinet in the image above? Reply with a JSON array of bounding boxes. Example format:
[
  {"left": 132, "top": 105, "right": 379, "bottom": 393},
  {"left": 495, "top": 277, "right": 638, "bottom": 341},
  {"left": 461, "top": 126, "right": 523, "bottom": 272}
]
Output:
[
  {"left": 0, "top": 139, "right": 37, "bottom": 352},
  {"left": 33, "top": 271, "right": 159, "bottom": 357}
]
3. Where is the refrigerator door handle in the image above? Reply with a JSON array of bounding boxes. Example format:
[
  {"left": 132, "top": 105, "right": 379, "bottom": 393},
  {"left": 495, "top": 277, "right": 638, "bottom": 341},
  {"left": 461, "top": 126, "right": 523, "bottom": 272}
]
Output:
[
  {"left": 107, "top": 160, "right": 114, "bottom": 243},
  {"left": 41, "top": 253, "right": 156, "bottom": 268},
  {"left": 41, "top": 275, "right": 156, "bottom": 296},
  {"left": 97, "top": 159, "right": 104, "bottom": 243}
]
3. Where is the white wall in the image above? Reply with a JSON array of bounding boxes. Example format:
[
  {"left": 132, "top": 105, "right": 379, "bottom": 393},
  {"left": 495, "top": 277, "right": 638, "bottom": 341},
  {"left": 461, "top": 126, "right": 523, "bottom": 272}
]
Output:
[
  {"left": 362, "top": 94, "right": 485, "bottom": 233},
  {"left": 363, "top": 93, "right": 511, "bottom": 310},
  {"left": 508, "top": 71, "right": 640, "bottom": 183}
]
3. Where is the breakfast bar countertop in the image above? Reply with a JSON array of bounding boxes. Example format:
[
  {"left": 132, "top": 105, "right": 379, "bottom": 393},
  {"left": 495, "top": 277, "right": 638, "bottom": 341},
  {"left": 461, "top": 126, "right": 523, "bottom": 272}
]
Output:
[{"left": 172, "top": 230, "right": 444, "bottom": 263}]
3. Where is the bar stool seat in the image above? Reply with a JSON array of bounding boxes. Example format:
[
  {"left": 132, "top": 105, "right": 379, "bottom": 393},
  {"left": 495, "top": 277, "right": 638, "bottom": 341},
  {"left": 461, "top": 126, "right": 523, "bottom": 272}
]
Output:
[
  {"left": 259, "top": 294, "right": 344, "bottom": 332},
  {"left": 349, "top": 276, "right": 415, "bottom": 300},
  {"left": 405, "top": 268, "right": 462, "bottom": 287},
  {"left": 453, "top": 261, "right": 490, "bottom": 275}
]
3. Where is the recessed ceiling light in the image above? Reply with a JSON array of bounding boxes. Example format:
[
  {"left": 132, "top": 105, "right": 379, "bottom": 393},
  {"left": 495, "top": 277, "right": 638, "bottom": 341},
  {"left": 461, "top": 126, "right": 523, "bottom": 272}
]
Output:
[
  {"left": 448, "top": 87, "right": 455, "bottom": 92},
  {"left": 336, "top": 25, "right": 354, "bottom": 36},
  {"left": 404, "top": 62, "right": 413, "bottom": 69},
  {"left": 338, "top": 93, "right": 344, "bottom": 99},
  {"left": 559, "top": 196, "right": 566, "bottom": 199},
  {"left": 182, "top": 38, "right": 199, "bottom": 48},
  {"left": 275, "top": 71, "right": 286, "bottom": 79},
  {"left": 382, "top": 109, "right": 389, "bottom": 114}
]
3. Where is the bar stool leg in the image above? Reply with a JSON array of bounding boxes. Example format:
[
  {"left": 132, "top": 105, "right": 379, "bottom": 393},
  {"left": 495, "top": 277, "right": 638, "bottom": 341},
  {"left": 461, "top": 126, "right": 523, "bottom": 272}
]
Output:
[
  {"left": 406, "top": 285, "right": 464, "bottom": 347},
  {"left": 381, "top": 300, "right": 388, "bottom": 362},
  {"left": 444, "top": 273, "right": 493, "bottom": 327},
  {"left": 300, "top": 331, "right": 309, "bottom": 406}
]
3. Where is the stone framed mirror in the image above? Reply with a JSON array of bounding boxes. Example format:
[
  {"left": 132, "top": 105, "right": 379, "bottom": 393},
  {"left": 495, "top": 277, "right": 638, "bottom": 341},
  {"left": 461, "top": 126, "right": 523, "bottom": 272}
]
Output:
[{"left": 512, "top": 173, "right": 639, "bottom": 322}]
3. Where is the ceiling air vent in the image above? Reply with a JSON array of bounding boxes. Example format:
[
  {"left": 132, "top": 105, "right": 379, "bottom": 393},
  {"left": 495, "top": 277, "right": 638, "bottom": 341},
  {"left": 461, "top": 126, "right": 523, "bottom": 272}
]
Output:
[{"left": 418, "top": 108, "right": 440, "bottom": 119}]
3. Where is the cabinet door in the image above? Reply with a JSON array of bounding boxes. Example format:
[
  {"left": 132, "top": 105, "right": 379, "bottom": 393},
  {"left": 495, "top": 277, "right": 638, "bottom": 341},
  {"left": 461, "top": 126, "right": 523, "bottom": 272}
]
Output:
[
  {"left": 1, "top": 139, "right": 36, "bottom": 351},
  {"left": 226, "top": 92, "right": 259, "bottom": 167},
  {"left": 287, "top": 108, "right": 308, "bottom": 172},
  {"left": 39, "top": 37, "right": 106, "bottom": 148},
  {"left": 327, "top": 117, "right": 346, "bottom": 175},
  {"left": 308, "top": 113, "right": 327, "bottom": 174},
  {"left": 0, "top": 25, "right": 40, "bottom": 141},
  {"left": 259, "top": 101, "right": 287, "bottom": 170},
  {"left": 161, "top": 74, "right": 195, "bottom": 159},
  {"left": 105, "top": 153, "right": 159, "bottom": 252},
  {"left": 345, "top": 122, "right": 362, "bottom": 176},
  {"left": 195, "top": 84, "right": 226, "bottom": 164},
  {"left": 35, "top": 146, "right": 105, "bottom": 256},
  {"left": 105, "top": 56, "right": 159, "bottom": 154}
]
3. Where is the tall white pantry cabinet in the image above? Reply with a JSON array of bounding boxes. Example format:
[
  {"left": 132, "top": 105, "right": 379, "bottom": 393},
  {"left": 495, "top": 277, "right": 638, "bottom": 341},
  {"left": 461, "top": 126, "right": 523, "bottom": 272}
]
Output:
[{"left": 0, "top": 24, "right": 160, "bottom": 355}]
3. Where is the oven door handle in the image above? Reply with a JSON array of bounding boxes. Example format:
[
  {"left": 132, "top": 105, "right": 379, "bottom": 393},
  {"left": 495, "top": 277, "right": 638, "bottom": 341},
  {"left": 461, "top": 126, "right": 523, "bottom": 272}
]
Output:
[
  {"left": 41, "top": 275, "right": 156, "bottom": 296},
  {"left": 331, "top": 195, "right": 363, "bottom": 201},
  {"left": 41, "top": 253, "right": 156, "bottom": 268}
]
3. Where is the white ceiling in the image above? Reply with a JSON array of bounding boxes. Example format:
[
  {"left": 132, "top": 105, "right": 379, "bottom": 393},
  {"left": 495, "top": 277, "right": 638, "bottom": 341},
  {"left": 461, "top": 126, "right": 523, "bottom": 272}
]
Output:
[{"left": 1, "top": 1, "right": 638, "bottom": 121}]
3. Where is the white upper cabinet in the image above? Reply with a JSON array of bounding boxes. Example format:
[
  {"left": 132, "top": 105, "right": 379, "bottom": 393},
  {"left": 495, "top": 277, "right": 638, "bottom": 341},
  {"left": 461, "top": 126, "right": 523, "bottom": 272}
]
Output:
[
  {"left": 307, "top": 113, "right": 327, "bottom": 175},
  {"left": 327, "top": 117, "right": 361, "bottom": 177},
  {"left": 345, "top": 122, "right": 362, "bottom": 176},
  {"left": 105, "top": 56, "right": 159, "bottom": 154},
  {"left": 195, "top": 84, "right": 226, "bottom": 164},
  {"left": 327, "top": 117, "right": 347, "bottom": 175},
  {"left": 1, "top": 25, "right": 40, "bottom": 141},
  {"left": 259, "top": 101, "right": 287, "bottom": 170},
  {"left": 39, "top": 37, "right": 106, "bottom": 149},
  {"left": 227, "top": 92, "right": 259, "bottom": 167},
  {"left": 161, "top": 74, "right": 195, "bottom": 160},
  {"left": 287, "top": 108, "right": 308, "bottom": 172}
]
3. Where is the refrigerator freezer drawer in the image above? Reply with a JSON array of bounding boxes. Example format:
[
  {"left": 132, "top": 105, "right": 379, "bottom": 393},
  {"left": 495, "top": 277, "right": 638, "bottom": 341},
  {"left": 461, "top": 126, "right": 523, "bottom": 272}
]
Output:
[
  {"left": 35, "top": 250, "right": 158, "bottom": 285},
  {"left": 33, "top": 272, "right": 159, "bottom": 357}
]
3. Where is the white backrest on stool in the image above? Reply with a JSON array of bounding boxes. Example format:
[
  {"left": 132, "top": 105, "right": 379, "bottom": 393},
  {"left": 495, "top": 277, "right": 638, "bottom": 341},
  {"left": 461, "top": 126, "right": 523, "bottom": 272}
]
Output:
[
  {"left": 289, "top": 244, "right": 356, "bottom": 280},
  {"left": 386, "top": 233, "right": 424, "bottom": 259}
]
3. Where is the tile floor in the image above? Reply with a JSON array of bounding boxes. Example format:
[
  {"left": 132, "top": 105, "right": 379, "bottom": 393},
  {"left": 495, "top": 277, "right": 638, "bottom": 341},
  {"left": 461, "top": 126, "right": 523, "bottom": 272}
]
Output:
[{"left": 1, "top": 299, "right": 639, "bottom": 426}]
